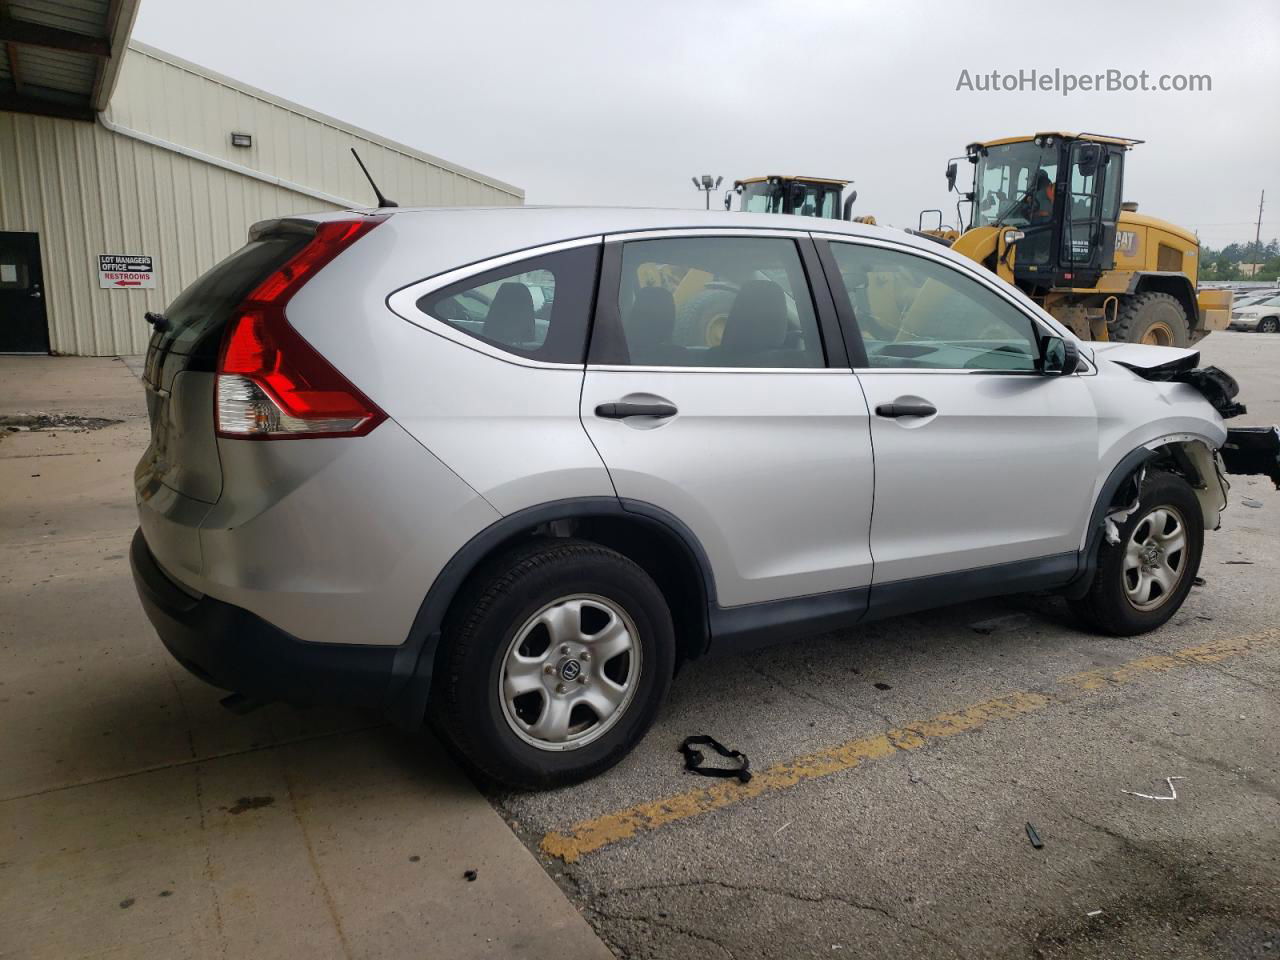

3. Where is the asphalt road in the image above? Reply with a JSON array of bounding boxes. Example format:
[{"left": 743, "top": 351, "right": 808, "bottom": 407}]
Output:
[{"left": 496, "top": 331, "right": 1280, "bottom": 960}]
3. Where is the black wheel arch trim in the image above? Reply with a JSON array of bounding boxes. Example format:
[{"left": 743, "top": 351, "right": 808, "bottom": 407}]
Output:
[
  {"left": 1062, "top": 445, "right": 1160, "bottom": 599},
  {"left": 385, "top": 496, "right": 718, "bottom": 727}
]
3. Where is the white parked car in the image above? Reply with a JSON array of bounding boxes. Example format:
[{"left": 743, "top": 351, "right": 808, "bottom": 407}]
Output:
[
  {"left": 1228, "top": 294, "right": 1280, "bottom": 332},
  {"left": 130, "top": 208, "right": 1280, "bottom": 788}
]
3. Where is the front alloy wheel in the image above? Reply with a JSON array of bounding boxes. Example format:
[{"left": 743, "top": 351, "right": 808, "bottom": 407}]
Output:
[
  {"left": 1122, "top": 506, "right": 1188, "bottom": 611},
  {"left": 1068, "top": 470, "right": 1204, "bottom": 636}
]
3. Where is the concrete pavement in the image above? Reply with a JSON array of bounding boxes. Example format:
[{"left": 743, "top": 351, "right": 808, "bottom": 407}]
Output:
[{"left": 0, "top": 356, "right": 613, "bottom": 960}]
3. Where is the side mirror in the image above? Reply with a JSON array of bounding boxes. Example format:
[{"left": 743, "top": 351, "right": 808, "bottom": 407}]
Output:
[
  {"left": 1042, "top": 336, "right": 1081, "bottom": 376},
  {"left": 945, "top": 161, "right": 958, "bottom": 192},
  {"left": 1075, "top": 143, "right": 1102, "bottom": 178},
  {"left": 1003, "top": 229, "right": 1025, "bottom": 246},
  {"left": 790, "top": 184, "right": 808, "bottom": 208}
]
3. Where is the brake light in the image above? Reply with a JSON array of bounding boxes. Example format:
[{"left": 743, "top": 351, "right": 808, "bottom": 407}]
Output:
[{"left": 216, "top": 217, "right": 387, "bottom": 439}]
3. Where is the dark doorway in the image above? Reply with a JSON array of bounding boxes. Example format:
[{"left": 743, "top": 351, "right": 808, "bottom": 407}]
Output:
[{"left": 0, "top": 232, "right": 50, "bottom": 353}]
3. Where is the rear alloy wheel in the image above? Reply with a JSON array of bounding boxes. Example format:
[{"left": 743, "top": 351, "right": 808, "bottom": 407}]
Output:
[
  {"left": 434, "top": 539, "right": 674, "bottom": 789},
  {"left": 499, "top": 594, "right": 642, "bottom": 750},
  {"left": 1258, "top": 317, "right": 1279, "bottom": 333},
  {"left": 1069, "top": 470, "right": 1203, "bottom": 636}
]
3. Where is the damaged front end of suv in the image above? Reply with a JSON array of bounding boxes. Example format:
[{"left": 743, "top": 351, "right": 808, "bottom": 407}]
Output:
[{"left": 1097, "top": 344, "right": 1280, "bottom": 491}]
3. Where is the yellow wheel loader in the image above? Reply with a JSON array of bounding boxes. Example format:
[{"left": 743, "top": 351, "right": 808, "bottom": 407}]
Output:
[
  {"left": 725, "top": 175, "right": 863, "bottom": 221},
  {"left": 936, "top": 133, "right": 1230, "bottom": 345}
]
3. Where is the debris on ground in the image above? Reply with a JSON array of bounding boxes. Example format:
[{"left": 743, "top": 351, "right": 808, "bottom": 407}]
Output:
[
  {"left": 1223, "top": 560, "right": 1254, "bottom": 565},
  {"left": 969, "top": 613, "right": 1032, "bottom": 635},
  {"left": 1086, "top": 909, "right": 1103, "bottom": 918},
  {"left": 1241, "top": 498, "right": 1264, "bottom": 509},
  {"left": 1192, "top": 576, "right": 1206, "bottom": 586},
  {"left": 679, "top": 735, "right": 752, "bottom": 783},
  {"left": 873, "top": 682, "right": 892, "bottom": 691},
  {"left": 774, "top": 821, "right": 793, "bottom": 838},
  {"left": 1122, "top": 776, "right": 1185, "bottom": 801},
  {"left": 463, "top": 869, "right": 478, "bottom": 882},
  {"left": 226, "top": 795, "right": 275, "bottom": 815},
  {"left": 0, "top": 413, "right": 122, "bottom": 433},
  {"left": 1025, "top": 823, "right": 1044, "bottom": 849}
]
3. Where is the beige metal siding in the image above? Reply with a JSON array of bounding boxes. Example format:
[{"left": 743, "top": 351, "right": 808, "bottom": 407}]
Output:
[{"left": 0, "top": 42, "right": 522, "bottom": 356}]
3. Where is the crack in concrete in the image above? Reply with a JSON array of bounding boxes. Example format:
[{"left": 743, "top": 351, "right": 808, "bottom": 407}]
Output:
[
  {"left": 596, "top": 878, "right": 962, "bottom": 955},
  {"left": 588, "top": 902, "right": 738, "bottom": 959},
  {"left": 744, "top": 660, "right": 895, "bottom": 728},
  {"left": 0, "top": 723, "right": 384, "bottom": 805}
]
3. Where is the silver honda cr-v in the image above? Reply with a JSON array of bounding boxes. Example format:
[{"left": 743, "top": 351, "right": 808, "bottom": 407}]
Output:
[{"left": 130, "top": 207, "right": 1279, "bottom": 788}]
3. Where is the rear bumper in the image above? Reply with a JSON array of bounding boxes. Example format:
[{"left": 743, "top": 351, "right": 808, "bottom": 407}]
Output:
[{"left": 130, "top": 528, "right": 399, "bottom": 709}]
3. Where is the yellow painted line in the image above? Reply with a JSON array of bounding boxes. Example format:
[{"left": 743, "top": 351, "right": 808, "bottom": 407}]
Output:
[{"left": 540, "top": 629, "right": 1279, "bottom": 863}]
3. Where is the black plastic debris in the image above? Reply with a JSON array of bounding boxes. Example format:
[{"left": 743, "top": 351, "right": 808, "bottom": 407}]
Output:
[
  {"left": 1025, "top": 823, "right": 1044, "bottom": 849},
  {"left": 463, "top": 869, "right": 478, "bottom": 882},
  {"left": 679, "top": 735, "right": 752, "bottom": 783}
]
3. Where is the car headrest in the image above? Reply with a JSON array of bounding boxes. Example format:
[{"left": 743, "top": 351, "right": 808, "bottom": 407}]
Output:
[
  {"left": 625, "top": 286, "right": 676, "bottom": 347},
  {"left": 720, "top": 279, "right": 787, "bottom": 352},
  {"left": 484, "top": 283, "right": 535, "bottom": 344}
]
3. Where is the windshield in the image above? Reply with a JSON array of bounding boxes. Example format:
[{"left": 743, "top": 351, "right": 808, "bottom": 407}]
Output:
[
  {"left": 738, "top": 181, "right": 841, "bottom": 218},
  {"left": 971, "top": 141, "right": 1059, "bottom": 228}
]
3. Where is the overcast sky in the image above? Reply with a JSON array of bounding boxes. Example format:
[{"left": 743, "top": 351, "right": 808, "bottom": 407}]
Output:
[{"left": 134, "top": 0, "right": 1278, "bottom": 248}]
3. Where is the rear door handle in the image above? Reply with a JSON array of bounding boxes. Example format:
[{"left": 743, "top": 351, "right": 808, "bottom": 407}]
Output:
[
  {"left": 595, "top": 401, "right": 678, "bottom": 419},
  {"left": 875, "top": 402, "right": 937, "bottom": 418}
]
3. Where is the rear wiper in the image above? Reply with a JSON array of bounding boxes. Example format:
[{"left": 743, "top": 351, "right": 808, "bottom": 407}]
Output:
[{"left": 144, "top": 311, "right": 169, "bottom": 332}]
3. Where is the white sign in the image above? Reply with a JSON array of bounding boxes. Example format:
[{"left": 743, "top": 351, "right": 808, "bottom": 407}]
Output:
[{"left": 98, "top": 254, "right": 156, "bottom": 289}]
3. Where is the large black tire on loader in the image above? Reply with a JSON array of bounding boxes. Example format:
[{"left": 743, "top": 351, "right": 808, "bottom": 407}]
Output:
[{"left": 1111, "top": 292, "right": 1191, "bottom": 347}]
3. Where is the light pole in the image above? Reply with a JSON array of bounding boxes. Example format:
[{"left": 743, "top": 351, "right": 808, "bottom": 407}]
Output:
[{"left": 691, "top": 174, "right": 723, "bottom": 210}]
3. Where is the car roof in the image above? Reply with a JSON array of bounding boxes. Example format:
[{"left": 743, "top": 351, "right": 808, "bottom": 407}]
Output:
[{"left": 374, "top": 204, "right": 950, "bottom": 254}]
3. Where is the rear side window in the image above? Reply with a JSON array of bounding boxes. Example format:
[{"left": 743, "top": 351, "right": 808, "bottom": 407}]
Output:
[
  {"left": 415, "top": 245, "right": 600, "bottom": 364},
  {"left": 157, "top": 231, "right": 310, "bottom": 362},
  {"left": 602, "top": 235, "right": 825, "bottom": 368}
]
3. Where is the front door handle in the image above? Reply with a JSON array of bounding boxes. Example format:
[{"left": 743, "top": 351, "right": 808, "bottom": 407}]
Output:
[
  {"left": 595, "top": 401, "right": 678, "bottom": 419},
  {"left": 875, "top": 402, "right": 937, "bottom": 418}
]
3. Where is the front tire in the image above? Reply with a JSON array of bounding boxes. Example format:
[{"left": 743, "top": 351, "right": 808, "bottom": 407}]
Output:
[
  {"left": 1112, "top": 292, "right": 1190, "bottom": 347},
  {"left": 1069, "top": 471, "right": 1203, "bottom": 636},
  {"left": 433, "top": 539, "right": 675, "bottom": 789},
  {"left": 1258, "top": 316, "right": 1279, "bottom": 334}
]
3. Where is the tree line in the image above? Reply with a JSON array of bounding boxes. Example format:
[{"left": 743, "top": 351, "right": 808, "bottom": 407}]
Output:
[{"left": 1199, "top": 238, "right": 1280, "bottom": 281}]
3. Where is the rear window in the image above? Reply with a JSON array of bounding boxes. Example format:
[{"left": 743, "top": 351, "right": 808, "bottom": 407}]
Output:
[{"left": 153, "top": 230, "right": 310, "bottom": 365}]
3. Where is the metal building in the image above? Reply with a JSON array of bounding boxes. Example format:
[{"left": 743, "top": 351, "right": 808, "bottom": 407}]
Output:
[{"left": 1, "top": 2, "right": 522, "bottom": 356}]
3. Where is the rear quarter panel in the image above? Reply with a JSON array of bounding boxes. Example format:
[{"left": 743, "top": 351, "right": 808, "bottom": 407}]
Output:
[{"left": 286, "top": 213, "right": 614, "bottom": 516}]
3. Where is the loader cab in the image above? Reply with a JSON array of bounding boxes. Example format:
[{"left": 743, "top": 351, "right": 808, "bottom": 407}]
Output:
[
  {"left": 964, "top": 134, "right": 1134, "bottom": 291},
  {"left": 727, "top": 176, "right": 855, "bottom": 220}
]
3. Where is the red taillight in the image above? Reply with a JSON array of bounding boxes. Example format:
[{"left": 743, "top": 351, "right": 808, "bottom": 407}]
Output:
[{"left": 216, "top": 217, "right": 387, "bottom": 439}]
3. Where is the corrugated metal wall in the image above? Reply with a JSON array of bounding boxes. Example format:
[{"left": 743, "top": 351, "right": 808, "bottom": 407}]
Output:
[{"left": 0, "top": 42, "right": 523, "bottom": 356}]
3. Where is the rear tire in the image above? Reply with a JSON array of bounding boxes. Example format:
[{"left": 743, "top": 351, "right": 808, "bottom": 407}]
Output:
[
  {"left": 1112, "top": 292, "right": 1190, "bottom": 347},
  {"left": 432, "top": 539, "right": 675, "bottom": 789},
  {"left": 1068, "top": 471, "right": 1203, "bottom": 636}
]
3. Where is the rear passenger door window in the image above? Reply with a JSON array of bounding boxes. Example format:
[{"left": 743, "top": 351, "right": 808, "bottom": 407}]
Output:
[
  {"left": 603, "top": 236, "right": 826, "bottom": 368},
  {"left": 415, "top": 245, "right": 599, "bottom": 364},
  {"left": 827, "top": 241, "right": 1040, "bottom": 371}
]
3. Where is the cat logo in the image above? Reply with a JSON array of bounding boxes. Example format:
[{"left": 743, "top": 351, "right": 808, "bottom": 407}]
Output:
[{"left": 1115, "top": 230, "right": 1139, "bottom": 257}]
